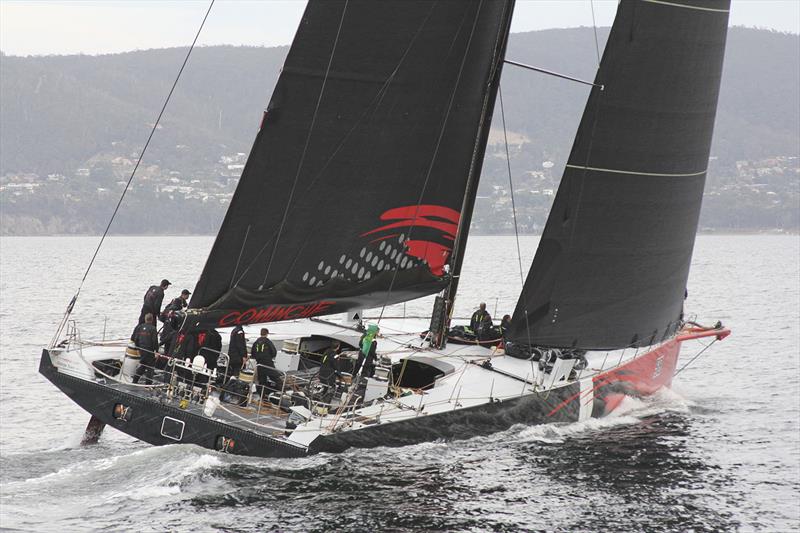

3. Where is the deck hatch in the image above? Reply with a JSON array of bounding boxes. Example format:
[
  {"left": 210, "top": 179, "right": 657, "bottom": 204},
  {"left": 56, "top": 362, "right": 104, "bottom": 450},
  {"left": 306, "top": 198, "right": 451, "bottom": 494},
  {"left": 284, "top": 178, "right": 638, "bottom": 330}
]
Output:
[{"left": 160, "top": 417, "right": 185, "bottom": 441}]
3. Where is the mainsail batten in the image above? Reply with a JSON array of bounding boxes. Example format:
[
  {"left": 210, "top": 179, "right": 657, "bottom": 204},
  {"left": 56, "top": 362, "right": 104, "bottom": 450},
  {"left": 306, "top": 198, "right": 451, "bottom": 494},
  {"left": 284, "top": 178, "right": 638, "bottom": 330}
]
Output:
[
  {"left": 188, "top": 0, "right": 514, "bottom": 329},
  {"left": 507, "top": 0, "right": 730, "bottom": 350}
]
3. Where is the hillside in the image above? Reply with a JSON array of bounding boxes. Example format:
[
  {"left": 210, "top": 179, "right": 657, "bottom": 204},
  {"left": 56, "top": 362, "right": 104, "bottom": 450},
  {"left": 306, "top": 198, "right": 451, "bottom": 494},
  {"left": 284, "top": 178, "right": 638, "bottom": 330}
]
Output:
[{"left": 1, "top": 27, "right": 798, "bottom": 234}]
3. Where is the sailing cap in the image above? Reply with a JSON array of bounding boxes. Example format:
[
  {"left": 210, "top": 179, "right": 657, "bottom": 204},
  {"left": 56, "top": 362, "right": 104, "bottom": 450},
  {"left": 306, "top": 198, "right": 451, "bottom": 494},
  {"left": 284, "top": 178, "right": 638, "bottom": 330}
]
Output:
[
  {"left": 161, "top": 279, "right": 171, "bottom": 286},
  {"left": 181, "top": 289, "right": 191, "bottom": 295}
]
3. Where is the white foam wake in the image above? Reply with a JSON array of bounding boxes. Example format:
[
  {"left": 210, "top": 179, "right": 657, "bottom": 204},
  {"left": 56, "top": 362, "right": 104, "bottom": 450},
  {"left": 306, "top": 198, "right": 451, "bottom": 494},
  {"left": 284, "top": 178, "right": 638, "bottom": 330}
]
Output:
[{"left": 515, "top": 387, "right": 693, "bottom": 444}]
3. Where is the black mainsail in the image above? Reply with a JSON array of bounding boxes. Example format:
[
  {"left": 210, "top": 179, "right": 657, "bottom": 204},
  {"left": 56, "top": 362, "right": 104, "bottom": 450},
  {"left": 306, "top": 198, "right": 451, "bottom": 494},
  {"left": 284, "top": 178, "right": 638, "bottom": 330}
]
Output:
[
  {"left": 188, "top": 0, "right": 514, "bottom": 329},
  {"left": 507, "top": 0, "right": 730, "bottom": 350}
]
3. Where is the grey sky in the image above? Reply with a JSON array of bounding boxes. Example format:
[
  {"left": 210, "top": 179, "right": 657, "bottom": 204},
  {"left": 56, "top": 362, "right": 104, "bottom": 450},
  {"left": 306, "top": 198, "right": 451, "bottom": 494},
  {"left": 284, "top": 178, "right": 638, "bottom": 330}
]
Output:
[{"left": 1, "top": 0, "right": 798, "bottom": 56}]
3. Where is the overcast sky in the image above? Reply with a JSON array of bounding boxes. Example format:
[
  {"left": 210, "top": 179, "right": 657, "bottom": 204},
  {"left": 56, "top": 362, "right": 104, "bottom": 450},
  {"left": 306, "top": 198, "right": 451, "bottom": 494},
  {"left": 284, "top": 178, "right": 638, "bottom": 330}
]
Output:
[{"left": 1, "top": 0, "right": 798, "bottom": 57}]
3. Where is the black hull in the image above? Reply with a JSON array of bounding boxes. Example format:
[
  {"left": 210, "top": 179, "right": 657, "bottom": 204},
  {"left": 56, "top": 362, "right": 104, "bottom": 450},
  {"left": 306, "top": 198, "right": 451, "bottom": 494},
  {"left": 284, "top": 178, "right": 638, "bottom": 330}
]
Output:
[
  {"left": 39, "top": 350, "right": 306, "bottom": 458},
  {"left": 40, "top": 349, "right": 580, "bottom": 458},
  {"left": 310, "top": 384, "right": 579, "bottom": 453}
]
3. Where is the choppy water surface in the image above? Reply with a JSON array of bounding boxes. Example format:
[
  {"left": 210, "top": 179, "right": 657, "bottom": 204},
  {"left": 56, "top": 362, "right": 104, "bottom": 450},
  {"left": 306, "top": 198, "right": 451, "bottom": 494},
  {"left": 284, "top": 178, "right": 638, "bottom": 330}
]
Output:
[{"left": 1, "top": 235, "right": 798, "bottom": 532}]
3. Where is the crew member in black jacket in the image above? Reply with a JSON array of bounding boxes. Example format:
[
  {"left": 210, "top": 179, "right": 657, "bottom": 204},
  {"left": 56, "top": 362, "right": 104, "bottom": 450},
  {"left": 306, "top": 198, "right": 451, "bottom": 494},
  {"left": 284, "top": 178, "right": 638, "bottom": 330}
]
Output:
[
  {"left": 227, "top": 325, "right": 247, "bottom": 380},
  {"left": 319, "top": 341, "right": 340, "bottom": 388},
  {"left": 139, "top": 279, "right": 170, "bottom": 324},
  {"left": 251, "top": 328, "right": 277, "bottom": 393},
  {"left": 470, "top": 302, "right": 493, "bottom": 341},
  {"left": 159, "top": 289, "right": 190, "bottom": 353},
  {"left": 131, "top": 313, "right": 159, "bottom": 384},
  {"left": 198, "top": 328, "right": 222, "bottom": 371}
]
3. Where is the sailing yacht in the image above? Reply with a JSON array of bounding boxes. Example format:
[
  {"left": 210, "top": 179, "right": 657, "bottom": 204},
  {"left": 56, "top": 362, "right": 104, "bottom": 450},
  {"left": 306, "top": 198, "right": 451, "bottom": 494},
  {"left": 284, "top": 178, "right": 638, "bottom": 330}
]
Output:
[{"left": 40, "top": 0, "right": 731, "bottom": 458}]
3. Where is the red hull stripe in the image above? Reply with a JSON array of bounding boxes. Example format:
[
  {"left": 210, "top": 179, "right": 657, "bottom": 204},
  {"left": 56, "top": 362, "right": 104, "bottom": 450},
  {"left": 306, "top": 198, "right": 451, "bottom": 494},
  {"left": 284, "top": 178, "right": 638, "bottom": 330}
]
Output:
[{"left": 546, "top": 338, "right": 683, "bottom": 418}]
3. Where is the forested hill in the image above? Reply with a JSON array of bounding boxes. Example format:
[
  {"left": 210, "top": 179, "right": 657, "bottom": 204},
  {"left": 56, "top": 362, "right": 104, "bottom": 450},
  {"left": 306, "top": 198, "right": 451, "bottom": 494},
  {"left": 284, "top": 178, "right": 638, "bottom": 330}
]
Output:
[{"left": 1, "top": 27, "right": 798, "bottom": 234}]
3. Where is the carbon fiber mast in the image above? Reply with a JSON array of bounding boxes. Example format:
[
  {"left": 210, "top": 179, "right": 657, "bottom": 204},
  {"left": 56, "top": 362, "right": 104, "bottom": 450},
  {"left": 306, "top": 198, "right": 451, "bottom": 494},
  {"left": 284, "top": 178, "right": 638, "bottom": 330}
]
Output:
[{"left": 431, "top": 0, "right": 516, "bottom": 348}]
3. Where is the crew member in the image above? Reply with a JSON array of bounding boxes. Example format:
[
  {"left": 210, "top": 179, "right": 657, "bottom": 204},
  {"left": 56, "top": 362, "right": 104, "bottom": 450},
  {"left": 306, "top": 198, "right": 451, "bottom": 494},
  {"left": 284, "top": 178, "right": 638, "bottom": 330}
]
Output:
[
  {"left": 199, "top": 328, "right": 222, "bottom": 371},
  {"left": 173, "top": 330, "right": 198, "bottom": 361},
  {"left": 319, "top": 341, "right": 341, "bottom": 388},
  {"left": 251, "top": 328, "right": 277, "bottom": 393},
  {"left": 159, "top": 289, "right": 190, "bottom": 353},
  {"left": 227, "top": 325, "right": 247, "bottom": 380},
  {"left": 139, "top": 279, "right": 170, "bottom": 324},
  {"left": 162, "top": 289, "right": 190, "bottom": 318},
  {"left": 470, "top": 302, "right": 493, "bottom": 340},
  {"left": 500, "top": 314, "right": 512, "bottom": 338},
  {"left": 353, "top": 325, "right": 379, "bottom": 379},
  {"left": 131, "top": 313, "right": 159, "bottom": 385}
]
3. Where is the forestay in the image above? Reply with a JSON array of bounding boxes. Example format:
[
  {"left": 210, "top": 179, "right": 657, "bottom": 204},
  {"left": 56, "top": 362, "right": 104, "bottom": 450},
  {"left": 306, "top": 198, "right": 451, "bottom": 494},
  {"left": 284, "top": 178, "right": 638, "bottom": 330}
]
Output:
[
  {"left": 187, "top": 0, "right": 514, "bottom": 329},
  {"left": 507, "top": 0, "right": 730, "bottom": 350}
]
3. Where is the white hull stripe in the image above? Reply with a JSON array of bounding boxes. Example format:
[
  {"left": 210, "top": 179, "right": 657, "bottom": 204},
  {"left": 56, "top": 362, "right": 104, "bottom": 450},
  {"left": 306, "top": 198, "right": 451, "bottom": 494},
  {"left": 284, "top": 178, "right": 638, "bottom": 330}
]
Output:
[
  {"left": 565, "top": 164, "right": 708, "bottom": 178},
  {"left": 578, "top": 377, "right": 594, "bottom": 422},
  {"left": 642, "top": 0, "right": 730, "bottom": 13}
]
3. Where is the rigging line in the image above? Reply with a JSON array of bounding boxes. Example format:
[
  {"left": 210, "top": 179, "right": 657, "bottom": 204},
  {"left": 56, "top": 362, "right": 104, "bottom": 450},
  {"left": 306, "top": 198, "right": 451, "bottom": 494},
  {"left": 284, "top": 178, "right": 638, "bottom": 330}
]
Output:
[
  {"left": 259, "top": 0, "right": 350, "bottom": 289},
  {"left": 57, "top": 0, "right": 214, "bottom": 311},
  {"left": 503, "top": 60, "right": 603, "bottom": 90},
  {"left": 442, "top": 0, "right": 512, "bottom": 319},
  {"left": 229, "top": 224, "right": 251, "bottom": 290},
  {"left": 673, "top": 338, "right": 716, "bottom": 376},
  {"left": 498, "top": 84, "right": 533, "bottom": 350},
  {"left": 231, "top": 17, "right": 426, "bottom": 292},
  {"left": 565, "top": 164, "right": 707, "bottom": 178},
  {"left": 590, "top": 0, "right": 601, "bottom": 66},
  {"left": 378, "top": 0, "right": 485, "bottom": 323},
  {"left": 273, "top": 3, "right": 439, "bottom": 289},
  {"left": 231, "top": 3, "right": 434, "bottom": 291},
  {"left": 642, "top": 0, "right": 730, "bottom": 13},
  {"left": 498, "top": 87, "right": 525, "bottom": 292}
]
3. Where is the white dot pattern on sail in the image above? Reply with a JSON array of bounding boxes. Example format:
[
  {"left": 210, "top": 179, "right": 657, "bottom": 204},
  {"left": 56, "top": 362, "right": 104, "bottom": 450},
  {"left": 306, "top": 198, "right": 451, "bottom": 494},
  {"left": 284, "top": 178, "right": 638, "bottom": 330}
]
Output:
[
  {"left": 339, "top": 254, "right": 346, "bottom": 264},
  {"left": 379, "top": 241, "right": 386, "bottom": 251},
  {"left": 302, "top": 272, "right": 309, "bottom": 282},
  {"left": 324, "top": 265, "right": 331, "bottom": 275},
  {"left": 346, "top": 259, "right": 352, "bottom": 269}
]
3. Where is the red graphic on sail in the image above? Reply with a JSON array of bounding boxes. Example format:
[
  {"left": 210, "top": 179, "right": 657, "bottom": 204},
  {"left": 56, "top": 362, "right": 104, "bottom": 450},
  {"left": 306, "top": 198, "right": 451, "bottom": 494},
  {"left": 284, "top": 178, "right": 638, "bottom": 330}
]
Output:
[{"left": 361, "top": 205, "right": 460, "bottom": 276}]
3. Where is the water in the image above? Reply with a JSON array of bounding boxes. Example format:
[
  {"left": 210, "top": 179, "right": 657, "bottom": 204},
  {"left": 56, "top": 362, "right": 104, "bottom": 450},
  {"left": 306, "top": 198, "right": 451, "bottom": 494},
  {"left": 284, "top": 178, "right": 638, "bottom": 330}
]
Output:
[{"left": 1, "top": 235, "right": 798, "bottom": 532}]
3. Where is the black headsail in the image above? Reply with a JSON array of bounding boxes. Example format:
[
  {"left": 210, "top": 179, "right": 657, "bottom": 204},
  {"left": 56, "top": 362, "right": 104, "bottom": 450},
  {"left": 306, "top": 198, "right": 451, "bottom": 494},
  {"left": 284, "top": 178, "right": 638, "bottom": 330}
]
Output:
[
  {"left": 507, "top": 0, "right": 730, "bottom": 350},
  {"left": 188, "top": 0, "right": 514, "bottom": 329}
]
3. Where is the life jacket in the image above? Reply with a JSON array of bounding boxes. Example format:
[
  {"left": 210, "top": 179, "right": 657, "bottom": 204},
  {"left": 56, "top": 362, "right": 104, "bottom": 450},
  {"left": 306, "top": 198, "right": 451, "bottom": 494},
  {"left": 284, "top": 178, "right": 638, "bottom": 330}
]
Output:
[{"left": 252, "top": 337, "right": 275, "bottom": 364}]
